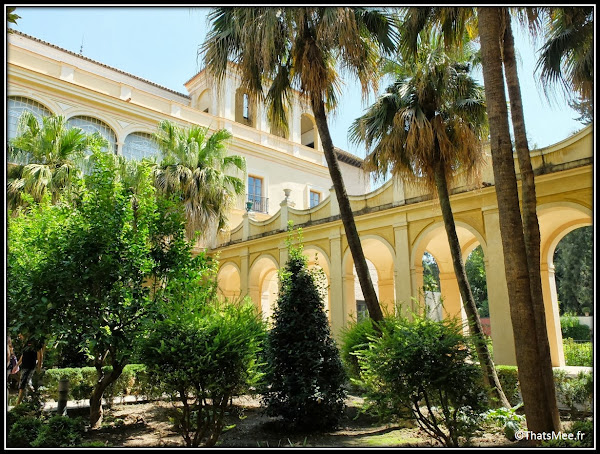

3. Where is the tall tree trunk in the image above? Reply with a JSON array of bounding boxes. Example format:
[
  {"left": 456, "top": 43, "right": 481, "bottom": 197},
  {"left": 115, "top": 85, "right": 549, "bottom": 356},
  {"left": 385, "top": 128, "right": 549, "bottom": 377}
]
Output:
[
  {"left": 501, "top": 9, "right": 561, "bottom": 431},
  {"left": 311, "top": 97, "right": 384, "bottom": 322},
  {"left": 433, "top": 161, "right": 510, "bottom": 409},
  {"left": 89, "top": 362, "right": 124, "bottom": 428},
  {"left": 477, "top": 7, "right": 555, "bottom": 439}
]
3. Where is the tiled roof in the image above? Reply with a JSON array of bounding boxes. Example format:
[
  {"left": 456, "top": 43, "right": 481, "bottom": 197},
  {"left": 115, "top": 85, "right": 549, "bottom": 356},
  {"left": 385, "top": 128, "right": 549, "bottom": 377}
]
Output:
[{"left": 334, "top": 147, "right": 363, "bottom": 168}]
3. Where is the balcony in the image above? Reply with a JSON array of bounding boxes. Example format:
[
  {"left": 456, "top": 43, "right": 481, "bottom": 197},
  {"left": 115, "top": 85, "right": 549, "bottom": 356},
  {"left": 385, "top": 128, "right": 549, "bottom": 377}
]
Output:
[{"left": 246, "top": 195, "right": 269, "bottom": 214}]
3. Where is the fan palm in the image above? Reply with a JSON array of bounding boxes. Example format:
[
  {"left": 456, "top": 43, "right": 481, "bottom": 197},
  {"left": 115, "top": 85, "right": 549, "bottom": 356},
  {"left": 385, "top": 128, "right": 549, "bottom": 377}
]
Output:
[
  {"left": 201, "top": 7, "right": 397, "bottom": 322},
  {"left": 400, "top": 6, "right": 562, "bottom": 432},
  {"left": 349, "top": 38, "right": 510, "bottom": 408},
  {"left": 152, "top": 119, "right": 246, "bottom": 242},
  {"left": 8, "top": 111, "right": 108, "bottom": 210},
  {"left": 534, "top": 6, "right": 593, "bottom": 102}
]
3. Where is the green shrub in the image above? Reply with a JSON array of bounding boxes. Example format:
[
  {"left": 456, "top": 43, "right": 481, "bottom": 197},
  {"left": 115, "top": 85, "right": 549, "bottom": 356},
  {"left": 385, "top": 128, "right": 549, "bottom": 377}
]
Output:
[
  {"left": 553, "top": 370, "right": 593, "bottom": 419},
  {"left": 78, "top": 441, "right": 112, "bottom": 448},
  {"left": 262, "top": 232, "right": 347, "bottom": 431},
  {"left": 31, "top": 415, "right": 85, "bottom": 448},
  {"left": 560, "top": 314, "right": 591, "bottom": 341},
  {"left": 541, "top": 419, "right": 593, "bottom": 447},
  {"left": 7, "top": 416, "right": 43, "bottom": 448},
  {"left": 495, "top": 366, "right": 520, "bottom": 407},
  {"left": 339, "top": 317, "right": 380, "bottom": 381},
  {"left": 141, "top": 299, "right": 266, "bottom": 447},
  {"left": 39, "top": 364, "right": 159, "bottom": 403},
  {"left": 357, "top": 313, "right": 487, "bottom": 447},
  {"left": 483, "top": 404, "right": 524, "bottom": 441},
  {"left": 563, "top": 339, "right": 593, "bottom": 366}
]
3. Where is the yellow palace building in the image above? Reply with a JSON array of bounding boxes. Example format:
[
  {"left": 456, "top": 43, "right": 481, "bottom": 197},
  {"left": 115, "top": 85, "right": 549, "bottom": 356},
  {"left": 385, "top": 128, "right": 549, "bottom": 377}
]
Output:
[{"left": 7, "top": 30, "right": 593, "bottom": 367}]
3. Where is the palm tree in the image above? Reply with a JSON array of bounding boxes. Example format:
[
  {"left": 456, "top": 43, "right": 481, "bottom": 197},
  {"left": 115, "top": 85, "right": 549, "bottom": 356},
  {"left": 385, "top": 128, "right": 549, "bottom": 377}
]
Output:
[
  {"left": 478, "top": 6, "right": 559, "bottom": 436},
  {"left": 534, "top": 6, "right": 593, "bottom": 102},
  {"left": 152, "top": 119, "right": 246, "bottom": 242},
  {"left": 400, "top": 6, "right": 561, "bottom": 434},
  {"left": 500, "top": 8, "right": 561, "bottom": 431},
  {"left": 8, "top": 112, "right": 108, "bottom": 210},
  {"left": 349, "top": 38, "right": 510, "bottom": 408},
  {"left": 201, "top": 7, "right": 397, "bottom": 322}
]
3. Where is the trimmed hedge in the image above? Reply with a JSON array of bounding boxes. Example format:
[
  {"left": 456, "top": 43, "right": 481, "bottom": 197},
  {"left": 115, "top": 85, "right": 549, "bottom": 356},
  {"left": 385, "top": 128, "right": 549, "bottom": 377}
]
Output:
[
  {"left": 39, "top": 364, "right": 162, "bottom": 403},
  {"left": 496, "top": 366, "right": 520, "bottom": 407},
  {"left": 563, "top": 339, "right": 593, "bottom": 367},
  {"left": 493, "top": 365, "right": 593, "bottom": 414},
  {"left": 560, "top": 315, "right": 591, "bottom": 341}
]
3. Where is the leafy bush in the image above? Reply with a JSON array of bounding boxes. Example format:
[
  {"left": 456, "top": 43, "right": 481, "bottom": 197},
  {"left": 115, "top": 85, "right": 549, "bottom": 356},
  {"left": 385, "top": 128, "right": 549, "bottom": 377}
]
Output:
[
  {"left": 495, "top": 366, "right": 520, "bottom": 407},
  {"left": 339, "top": 317, "right": 380, "bottom": 381},
  {"left": 356, "top": 313, "right": 487, "bottom": 447},
  {"left": 40, "top": 364, "right": 159, "bottom": 403},
  {"left": 541, "top": 419, "right": 593, "bottom": 447},
  {"left": 563, "top": 339, "right": 593, "bottom": 366},
  {"left": 560, "top": 314, "right": 591, "bottom": 341},
  {"left": 31, "top": 415, "right": 85, "bottom": 448},
  {"left": 262, "top": 230, "right": 347, "bottom": 431},
  {"left": 483, "top": 404, "right": 524, "bottom": 441},
  {"left": 141, "top": 299, "right": 266, "bottom": 447},
  {"left": 553, "top": 370, "right": 593, "bottom": 419},
  {"left": 7, "top": 415, "right": 43, "bottom": 448}
]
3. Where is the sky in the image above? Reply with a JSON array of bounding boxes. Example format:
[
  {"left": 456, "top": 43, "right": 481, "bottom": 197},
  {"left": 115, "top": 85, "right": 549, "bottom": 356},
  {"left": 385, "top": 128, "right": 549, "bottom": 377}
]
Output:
[{"left": 7, "top": 5, "right": 588, "bottom": 157}]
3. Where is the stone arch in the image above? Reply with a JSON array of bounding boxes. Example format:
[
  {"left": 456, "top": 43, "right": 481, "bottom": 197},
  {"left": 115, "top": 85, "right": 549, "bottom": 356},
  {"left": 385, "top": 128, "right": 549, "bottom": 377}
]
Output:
[
  {"left": 411, "top": 220, "right": 485, "bottom": 323},
  {"left": 538, "top": 202, "right": 592, "bottom": 267},
  {"left": 197, "top": 89, "right": 211, "bottom": 114},
  {"left": 217, "top": 262, "right": 242, "bottom": 301},
  {"left": 536, "top": 201, "right": 593, "bottom": 366},
  {"left": 66, "top": 114, "right": 118, "bottom": 154},
  {"left": 248, "top": 254, "right": 279, "bottom": 321},
  {"left": 122, "top": 131, "right": 161, "bottom": 160},
  {"left": 7, "top": 95, "right": 54, "bottom": 140},
  {"left": 342, "top": 235, "right": 396, "bottom": 321},
  {"left": 300, "top": 113, "right": 317, "bottom": 149}
]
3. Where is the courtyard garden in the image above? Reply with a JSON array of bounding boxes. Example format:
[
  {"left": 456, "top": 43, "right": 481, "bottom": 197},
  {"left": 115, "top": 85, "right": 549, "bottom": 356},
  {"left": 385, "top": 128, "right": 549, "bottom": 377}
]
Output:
[{"left": 7, "top": 6, "right": 594, "bottom": 449}]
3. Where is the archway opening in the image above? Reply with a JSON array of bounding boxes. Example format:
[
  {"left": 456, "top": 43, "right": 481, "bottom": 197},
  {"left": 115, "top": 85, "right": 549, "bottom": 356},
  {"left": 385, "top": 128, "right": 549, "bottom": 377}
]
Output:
[
  {"left": 553, "top": 225, "right": 593, "bottom": 317},
  {"left": 422, "top": 251, "right": 442, "bottom": 320},
  {"left": 300, "top": 114, "right": 315, "bottom": 149},
  {"left": 217, "top": 263, "right": 241, "bottom": 301},
  {"left": 465, "top": 245, "right": 490, "bottom": 335}
]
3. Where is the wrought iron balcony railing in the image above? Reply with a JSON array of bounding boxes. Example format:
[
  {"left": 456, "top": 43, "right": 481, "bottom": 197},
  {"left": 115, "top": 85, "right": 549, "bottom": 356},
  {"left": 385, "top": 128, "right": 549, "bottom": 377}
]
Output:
[{"left": 246, "top": 195, "right": 269, "bottom": 213}]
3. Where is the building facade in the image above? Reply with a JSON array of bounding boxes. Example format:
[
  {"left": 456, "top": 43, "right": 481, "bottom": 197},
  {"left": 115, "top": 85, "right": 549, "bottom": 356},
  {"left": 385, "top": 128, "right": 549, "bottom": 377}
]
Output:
[
  {"left": 7, "top": 31, "right": 593, "bottom": 367},
  {"left": 7, "top": 31, "right": 370, "bottom": 245}
]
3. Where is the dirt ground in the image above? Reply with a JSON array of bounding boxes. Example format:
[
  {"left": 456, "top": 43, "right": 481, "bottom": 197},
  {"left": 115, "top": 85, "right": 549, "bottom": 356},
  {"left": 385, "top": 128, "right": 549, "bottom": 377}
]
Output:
[{"left": 78, "top": 394, "right": 528, "bottom": 448}]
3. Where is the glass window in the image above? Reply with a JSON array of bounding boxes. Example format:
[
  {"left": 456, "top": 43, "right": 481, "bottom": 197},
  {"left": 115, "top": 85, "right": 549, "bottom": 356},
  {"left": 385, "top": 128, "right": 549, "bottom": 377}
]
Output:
[
  {"left": 356, "top": 300, "right": 368, "bottom": 323},
  {"left": 67, "top": 116, "right": 117, "bottom": 154},
  {"left": 248, "top": 175, "right": 262, "bottom": 199},
  {"left": 7, "top": 96, "right": 52, "bottom": 141},
  {"left": 123, "top": 132, "right": 160, "bottom": 160},
  {"left": 248, "top": 175, "right": 267, "bottom": 212},
  {"left": 310, "top": 190, "right": 321, "bottom": 208}
]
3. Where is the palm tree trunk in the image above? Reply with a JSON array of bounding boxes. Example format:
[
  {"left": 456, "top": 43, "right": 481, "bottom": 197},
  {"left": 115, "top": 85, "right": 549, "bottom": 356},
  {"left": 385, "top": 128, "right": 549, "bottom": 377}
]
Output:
[
  {"left": 433, "top": 160, "right": 510, "bottom": 408},
  {"left": 501, "top": 9, "right": 561, "bottom": 430},
  {"left": 478, "top": 7, "right": 556, "bottom": 439},
  {"left": 311, "top": 97, "right": 384, "bottom": 322}
]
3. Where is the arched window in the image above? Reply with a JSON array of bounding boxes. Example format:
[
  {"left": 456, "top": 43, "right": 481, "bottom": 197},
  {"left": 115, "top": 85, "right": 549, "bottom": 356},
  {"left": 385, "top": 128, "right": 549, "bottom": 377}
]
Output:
[
  {"left": 301, "top": 114, "right": 316, "bottom": 148},
  {"left": 7, "top": 96, "right": 52, "bottom": 140},
  {"left": 197, "top": 89, "right": 211, "bottom": 113},
  {"left": 67, "top": 116, "right": 117, "bottom": 154},
  {"left": 123, "top": 132, "right": 160, "bottom": 160},
  {"left": 235, "top": 88, "right": 256, "bottom": 127}
]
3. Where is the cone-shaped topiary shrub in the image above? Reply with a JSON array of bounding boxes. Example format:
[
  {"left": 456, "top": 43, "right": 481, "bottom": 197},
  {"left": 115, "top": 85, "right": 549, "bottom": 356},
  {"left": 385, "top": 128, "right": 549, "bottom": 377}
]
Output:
[{"left": 262, "top": 226, "right": 347, "bottom": 430}]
